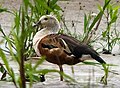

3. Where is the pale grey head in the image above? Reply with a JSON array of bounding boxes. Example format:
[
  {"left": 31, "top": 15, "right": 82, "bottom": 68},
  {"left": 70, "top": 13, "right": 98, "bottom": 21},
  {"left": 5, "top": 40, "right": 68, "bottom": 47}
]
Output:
[{"left": 34, "top": 15, "right": 60, "bottom": 30}]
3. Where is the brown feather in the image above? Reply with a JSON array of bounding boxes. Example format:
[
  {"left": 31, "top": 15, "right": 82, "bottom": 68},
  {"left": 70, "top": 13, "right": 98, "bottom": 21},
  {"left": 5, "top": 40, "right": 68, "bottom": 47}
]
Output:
[{"left": 38, "top": 34, "right": 81, "bottom": 65}]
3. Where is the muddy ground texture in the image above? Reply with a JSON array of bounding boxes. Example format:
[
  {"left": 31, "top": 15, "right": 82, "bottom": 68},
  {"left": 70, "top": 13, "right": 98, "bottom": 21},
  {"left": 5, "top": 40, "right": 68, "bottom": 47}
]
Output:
[{"left": 0, "top": 0, "right": 120, "bottom": 88}]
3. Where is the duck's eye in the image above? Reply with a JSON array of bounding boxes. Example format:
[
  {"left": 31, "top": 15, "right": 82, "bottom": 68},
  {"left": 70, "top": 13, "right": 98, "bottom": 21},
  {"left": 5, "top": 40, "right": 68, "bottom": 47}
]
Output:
[{"left": 44, "top": 18, "right": 48, "bottom": 20}]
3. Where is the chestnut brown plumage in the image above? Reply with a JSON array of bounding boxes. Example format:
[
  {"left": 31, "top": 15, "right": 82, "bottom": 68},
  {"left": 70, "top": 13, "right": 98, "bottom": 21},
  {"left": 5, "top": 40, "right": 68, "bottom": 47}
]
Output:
[{"left": 33, "top": 15, "right": 106, "bottom": 81}]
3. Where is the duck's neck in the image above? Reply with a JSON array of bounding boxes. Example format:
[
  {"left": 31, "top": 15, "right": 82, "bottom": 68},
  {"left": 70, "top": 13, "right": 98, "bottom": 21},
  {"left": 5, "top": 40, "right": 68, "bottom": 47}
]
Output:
[
  {"left": 46, "top": 25, "right": 60, "bottom": 34},
  {"left": 33, "top": 25, "right": 60, "bottom": 46},
  {"left": 41, "top": 25, "right": 60, "bottom": 38}
]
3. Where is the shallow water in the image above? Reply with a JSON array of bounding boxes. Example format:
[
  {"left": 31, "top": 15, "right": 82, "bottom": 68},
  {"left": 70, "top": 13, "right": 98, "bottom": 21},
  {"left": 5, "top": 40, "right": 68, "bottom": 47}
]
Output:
[{"left": 0, "top": 54, "right": 120, "bottom": 88}]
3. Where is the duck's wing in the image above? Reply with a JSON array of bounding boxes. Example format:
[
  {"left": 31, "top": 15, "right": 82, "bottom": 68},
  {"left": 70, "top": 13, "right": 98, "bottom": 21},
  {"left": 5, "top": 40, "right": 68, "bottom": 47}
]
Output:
[{"left": 38, "top": 34, "right": 106, "bottom": 64}]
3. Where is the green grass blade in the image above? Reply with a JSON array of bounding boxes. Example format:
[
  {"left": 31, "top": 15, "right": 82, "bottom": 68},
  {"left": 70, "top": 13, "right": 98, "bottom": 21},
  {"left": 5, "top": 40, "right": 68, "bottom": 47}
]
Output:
[
  {"left": 0, "top": 49, "right": 10, "bottom": 72},
  {"left": 33, "top": 56, "right": 45, "bottom": 70},
  {"left": 89, "top": 11, "right": 103, "bottom": 32}
]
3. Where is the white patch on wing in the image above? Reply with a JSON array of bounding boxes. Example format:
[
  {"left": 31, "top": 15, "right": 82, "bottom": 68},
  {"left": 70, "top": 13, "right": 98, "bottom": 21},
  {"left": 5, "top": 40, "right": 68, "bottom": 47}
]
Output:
[{"left": 60, "top": 38, "right": 72, "bottom": 54}]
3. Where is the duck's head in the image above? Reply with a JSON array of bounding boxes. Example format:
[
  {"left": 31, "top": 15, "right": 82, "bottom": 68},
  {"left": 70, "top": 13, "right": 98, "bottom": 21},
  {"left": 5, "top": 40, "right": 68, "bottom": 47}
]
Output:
[{"left": 34, "top": 15, "right": 60, "bottom": 31}]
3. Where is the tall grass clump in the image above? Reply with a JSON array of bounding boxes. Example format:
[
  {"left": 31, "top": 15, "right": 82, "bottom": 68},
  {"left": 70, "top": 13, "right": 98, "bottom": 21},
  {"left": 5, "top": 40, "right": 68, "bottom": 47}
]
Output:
[
  {"left": 79, "top": 0, "right": 119, "bottom": 85},
  {"left": 82, "top": 0, "right": 111, "bottom": 44},
  {"left": 101, "top": 0, "right": 120, "bottom": 53},
  {"left": 81, "top": 0, "right": 120, "bottom": 53},
  {"left": 0, "top": 0, "right": 75, "bottom": 88}
]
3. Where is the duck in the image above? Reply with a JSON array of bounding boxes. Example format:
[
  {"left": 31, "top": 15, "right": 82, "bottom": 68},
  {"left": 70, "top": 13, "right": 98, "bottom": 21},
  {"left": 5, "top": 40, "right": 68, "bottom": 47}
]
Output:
[{"left": 33, "top": 15, "right": 106, "bottom": 81}]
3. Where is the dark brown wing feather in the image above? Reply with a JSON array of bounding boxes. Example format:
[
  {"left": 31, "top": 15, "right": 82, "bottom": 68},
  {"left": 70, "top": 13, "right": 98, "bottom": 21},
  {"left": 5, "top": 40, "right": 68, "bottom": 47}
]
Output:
[
  {"left": 58, "top": 34, "right": 106, "bottom": 64},
  {"left": 58, "top": 34, "right": 99, "bottom": 56}
]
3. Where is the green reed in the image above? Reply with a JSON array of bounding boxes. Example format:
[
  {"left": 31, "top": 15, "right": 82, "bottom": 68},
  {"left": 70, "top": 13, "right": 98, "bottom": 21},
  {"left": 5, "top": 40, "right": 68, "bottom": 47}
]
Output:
[{"left": 0, "top": 0, "right": 74, "bottom": 88}]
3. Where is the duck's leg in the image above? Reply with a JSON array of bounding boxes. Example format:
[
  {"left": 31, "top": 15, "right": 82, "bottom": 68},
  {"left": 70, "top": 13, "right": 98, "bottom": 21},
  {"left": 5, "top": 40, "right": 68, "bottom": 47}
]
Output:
[{"left": 59, "top": 65, "right": 63, "bottom": 81}]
